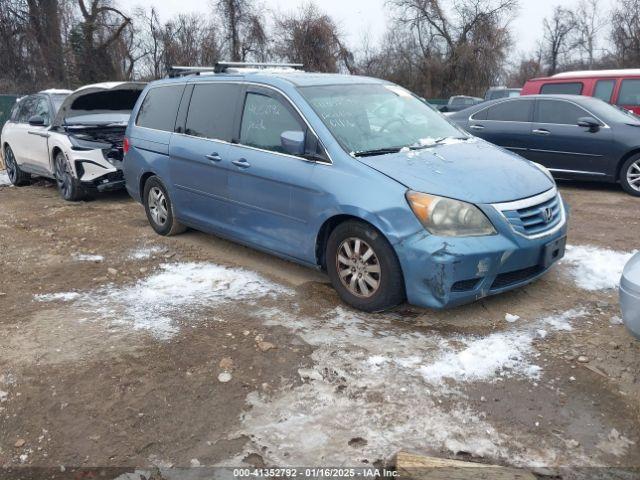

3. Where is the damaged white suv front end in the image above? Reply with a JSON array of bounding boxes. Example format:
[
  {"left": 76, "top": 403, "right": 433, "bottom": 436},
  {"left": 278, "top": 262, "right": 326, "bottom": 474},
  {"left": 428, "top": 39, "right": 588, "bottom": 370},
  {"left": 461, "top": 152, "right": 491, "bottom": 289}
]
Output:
[{"left": 49, "top": 82, "right": 146, "bottom": 199}]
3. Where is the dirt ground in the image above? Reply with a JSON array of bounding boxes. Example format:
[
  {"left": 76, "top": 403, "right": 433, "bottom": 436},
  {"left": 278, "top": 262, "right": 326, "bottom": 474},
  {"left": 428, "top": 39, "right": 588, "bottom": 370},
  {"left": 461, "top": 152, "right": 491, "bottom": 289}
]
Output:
[{"left": 0, "top": 176, "right": 639, "bottom": 479}]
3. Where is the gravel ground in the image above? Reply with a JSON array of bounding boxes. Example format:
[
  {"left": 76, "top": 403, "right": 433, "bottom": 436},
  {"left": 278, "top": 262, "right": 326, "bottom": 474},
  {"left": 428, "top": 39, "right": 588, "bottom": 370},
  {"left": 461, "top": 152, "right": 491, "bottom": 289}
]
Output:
[{"left": 0, "top": 176, "right": 638, "bottom": 479}]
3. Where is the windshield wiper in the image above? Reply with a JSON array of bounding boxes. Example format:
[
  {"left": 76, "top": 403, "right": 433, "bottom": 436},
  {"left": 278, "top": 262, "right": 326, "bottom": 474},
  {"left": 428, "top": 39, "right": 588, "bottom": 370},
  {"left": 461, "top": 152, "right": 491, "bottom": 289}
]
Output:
[
  {"left": 352, "top": 147, "right": 403, "bottom": 157},
  {"left": 409, "top": 136, "right": 469, "bottom": 150}
]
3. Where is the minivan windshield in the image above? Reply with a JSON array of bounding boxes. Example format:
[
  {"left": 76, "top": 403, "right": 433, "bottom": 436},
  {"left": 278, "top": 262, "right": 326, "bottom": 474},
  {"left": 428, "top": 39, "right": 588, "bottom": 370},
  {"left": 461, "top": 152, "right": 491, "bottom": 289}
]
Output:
[{"left": 299, "top": 84, "right": 466, "bottom": 155}]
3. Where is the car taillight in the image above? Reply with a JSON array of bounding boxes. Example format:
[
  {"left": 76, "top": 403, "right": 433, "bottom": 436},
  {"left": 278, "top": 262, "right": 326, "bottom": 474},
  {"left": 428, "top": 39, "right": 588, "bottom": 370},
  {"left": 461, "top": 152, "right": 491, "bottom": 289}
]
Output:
[{"left": 123, "top": 137, "right": 130, "bottom": 154}]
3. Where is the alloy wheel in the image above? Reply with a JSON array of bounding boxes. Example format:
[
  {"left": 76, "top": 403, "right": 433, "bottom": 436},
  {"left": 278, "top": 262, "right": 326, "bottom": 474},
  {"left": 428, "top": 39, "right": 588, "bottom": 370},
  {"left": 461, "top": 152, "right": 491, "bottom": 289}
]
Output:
[
  {"left": 55, "top": 155, "right": 73, "bottom": 198},
  {"left": 4, "top": 147, "right": 17, "bottom": 183},
  {"left": 148, "top": 186, "right": 169, "bottom": 226},
  {"left": 336, "top": 237, "right": 381, "bottom": 298},
  {"left": 627, "top": 159, "right": 640, "bottom": 192}
]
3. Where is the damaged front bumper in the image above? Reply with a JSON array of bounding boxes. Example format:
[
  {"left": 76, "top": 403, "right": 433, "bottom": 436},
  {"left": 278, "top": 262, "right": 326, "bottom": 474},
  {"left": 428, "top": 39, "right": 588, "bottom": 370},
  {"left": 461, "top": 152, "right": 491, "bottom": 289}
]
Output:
[
  {"left": 68, "top": 151, "right": 125, "bottom": 192},
  {"left": 395, "top": 193, "right": 569, "bottom": 309}
]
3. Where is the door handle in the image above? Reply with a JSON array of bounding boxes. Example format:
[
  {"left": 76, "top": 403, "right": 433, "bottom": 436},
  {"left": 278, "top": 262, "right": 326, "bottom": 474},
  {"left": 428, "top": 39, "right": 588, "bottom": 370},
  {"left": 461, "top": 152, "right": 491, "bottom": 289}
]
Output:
[
  {"left": 232, "top": 158, "right": 250, "bottom": 168},
  {"left": 469, "top": 124, "right": 484, "bottom": 131},
  {"left": 533, "top": 129, "right": 551, "bottom": 135},
  {"left": 205, "top": 152, "right": 221, "bottom": 162},
  {"left": 28, "top": 131, "right": 50, "bottom": 138}
]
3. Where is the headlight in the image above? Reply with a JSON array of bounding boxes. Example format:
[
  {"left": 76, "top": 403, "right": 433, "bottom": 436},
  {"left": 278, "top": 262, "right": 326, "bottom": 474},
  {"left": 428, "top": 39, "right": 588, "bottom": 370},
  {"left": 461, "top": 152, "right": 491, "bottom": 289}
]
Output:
[
  {"left": 406, "top": 191, "right": 496, "bottom": 237},
  {"left": 532, "top": 162, "right": 554, "bottom": 182}
]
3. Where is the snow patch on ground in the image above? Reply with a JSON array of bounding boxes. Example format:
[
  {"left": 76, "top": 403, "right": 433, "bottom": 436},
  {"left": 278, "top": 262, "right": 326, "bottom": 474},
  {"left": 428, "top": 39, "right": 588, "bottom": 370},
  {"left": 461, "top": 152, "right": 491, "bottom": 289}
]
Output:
[
  {"left": 128, "top": 245, "right": 166, "bottom": 260},
  {"left": 238, "top": 306, "right": 590, "bottom": 467},
  {"left": 35, "top": 292, "right": 81, "bottom": 302},
  {"left": 72, "top": 253, "right": 104, "bottom": 262},
  {"left": 562, "top": 245, "right": 637, "bottom": 290},
  {"left": 596, "top": 429, "right": 636, "bottom": 457},
  {"left": 34, "top": 262, "right": 289, "bottom": 339},
  {"left": 418, "top": 331, "right": 541, "bottom": 384},
  {"left": 0, "top": 170, "right": 11, "bottom": 186}
]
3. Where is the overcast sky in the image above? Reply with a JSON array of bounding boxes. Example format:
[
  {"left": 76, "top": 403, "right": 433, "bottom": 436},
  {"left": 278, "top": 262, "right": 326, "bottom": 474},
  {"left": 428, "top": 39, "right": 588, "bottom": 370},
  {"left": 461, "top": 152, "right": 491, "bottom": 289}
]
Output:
[{"left": 147, "top": 0, "right": 616, "bottom": 58}]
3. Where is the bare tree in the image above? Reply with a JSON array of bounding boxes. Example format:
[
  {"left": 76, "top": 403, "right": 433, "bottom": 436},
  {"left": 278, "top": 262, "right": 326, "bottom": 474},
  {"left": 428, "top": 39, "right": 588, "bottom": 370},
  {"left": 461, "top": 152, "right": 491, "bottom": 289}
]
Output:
[
  {"left": 379, "top": 0, "right": 518, "bottom": 97},
  {"left": 215, "top": 0, "right": 267, "bottom": 61},
  {"left": 160, "top": 13, "right": 221, "bottom": 70},
  {"left": 273, "top": 2, "right": 353, "bottom": 72},
  {"left": 542, "top": 6, "right": 578, "bottom": 75},
  {"left": 574, "top": 0, "right": 607, "bottom": 68},
  {"left": 26, "top": 0, "right": 67, "bottom": 83},
  {"left": 69, "top": 0, "right": 132, "bottom": 83},
  {"left": 611, "top": 0, "right": 640, "bottom": 67},
  {"left": 135, "top": 7, "right": 164, "bottom": 79},
  {"left": 506, "top": 48, "right": 544, "bottom": 87},
  {"left": 0, "top": 0, "right": 68, "bottom": 89}
]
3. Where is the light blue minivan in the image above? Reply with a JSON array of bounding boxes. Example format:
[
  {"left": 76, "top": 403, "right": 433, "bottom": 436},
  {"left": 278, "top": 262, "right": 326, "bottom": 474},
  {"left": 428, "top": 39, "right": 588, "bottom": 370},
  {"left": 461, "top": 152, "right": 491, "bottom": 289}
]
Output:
[{"left": 123, "top": 63, "right": 568, "bottom": 312}]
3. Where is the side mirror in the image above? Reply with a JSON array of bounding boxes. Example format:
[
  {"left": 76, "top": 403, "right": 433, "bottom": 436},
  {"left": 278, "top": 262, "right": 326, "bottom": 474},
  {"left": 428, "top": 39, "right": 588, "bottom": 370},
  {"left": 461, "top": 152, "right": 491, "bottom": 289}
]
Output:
[
  {"left": 280, "top": 130, "right": 305, "bottom": 156},
  {"left": 577, "top": 116, "right": 600, "bottom": 131},
  {"left": 28, "top": 115, "right": 45, "bottom": 126}
]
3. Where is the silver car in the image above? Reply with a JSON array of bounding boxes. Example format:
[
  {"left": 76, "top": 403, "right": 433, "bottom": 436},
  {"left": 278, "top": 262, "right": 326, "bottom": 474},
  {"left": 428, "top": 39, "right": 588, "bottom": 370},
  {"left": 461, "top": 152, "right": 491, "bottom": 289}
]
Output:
[{"left": 620, "top": 252, "right": 640, "bottom": 339}]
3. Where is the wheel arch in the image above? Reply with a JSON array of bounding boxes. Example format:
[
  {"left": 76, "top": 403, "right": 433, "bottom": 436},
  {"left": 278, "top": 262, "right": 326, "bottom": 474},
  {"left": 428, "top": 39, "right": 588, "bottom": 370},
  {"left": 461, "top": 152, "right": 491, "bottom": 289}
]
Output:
[
  {"left": 2, "top": 141, "right": 13, "bottom": 162},
  {"left": 50, "top": 145, "right": 64, "bottom": 171},
  {"left": 617, "top": 148, "right": 640, "bottom": 181},
  {"left": 315, "top": 213, "right": 399, "bottom": 271},
  {"left": 139, "top": 171, "right": 158, "bottom": 200}
]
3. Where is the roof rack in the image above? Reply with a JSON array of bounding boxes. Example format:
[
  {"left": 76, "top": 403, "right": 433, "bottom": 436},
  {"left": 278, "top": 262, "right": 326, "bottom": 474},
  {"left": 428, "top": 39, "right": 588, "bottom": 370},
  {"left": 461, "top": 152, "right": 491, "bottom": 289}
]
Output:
[
  {"left": 214, "top": 61, "right": 304, "bottom": 73},
  {"left": 168, "top": 66, "right": 216, "bottom": 77},
  {"left": 168, "top": 62, "right": 304, "bottom": 77}
]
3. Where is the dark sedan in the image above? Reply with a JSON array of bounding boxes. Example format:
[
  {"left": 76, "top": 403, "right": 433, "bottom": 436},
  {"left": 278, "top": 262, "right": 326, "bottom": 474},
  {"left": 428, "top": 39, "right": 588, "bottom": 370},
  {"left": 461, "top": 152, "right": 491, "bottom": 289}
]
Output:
[{"left": 448, "top": 94, "right": 640, "bottom": 196}]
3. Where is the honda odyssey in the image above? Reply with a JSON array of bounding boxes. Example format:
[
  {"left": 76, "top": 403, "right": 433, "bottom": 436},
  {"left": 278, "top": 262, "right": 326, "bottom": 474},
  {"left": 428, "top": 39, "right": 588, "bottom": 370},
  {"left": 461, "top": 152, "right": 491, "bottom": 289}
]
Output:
[{"left": 123, "top": 63, "right": 568, "bottom": 312}]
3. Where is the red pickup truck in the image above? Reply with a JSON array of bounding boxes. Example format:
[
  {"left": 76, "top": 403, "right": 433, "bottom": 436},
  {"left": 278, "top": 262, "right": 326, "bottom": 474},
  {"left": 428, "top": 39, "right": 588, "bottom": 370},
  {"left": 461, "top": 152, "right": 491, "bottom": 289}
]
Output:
[{"left": 521, "top": 69, "right": 640, "bottom": 115}]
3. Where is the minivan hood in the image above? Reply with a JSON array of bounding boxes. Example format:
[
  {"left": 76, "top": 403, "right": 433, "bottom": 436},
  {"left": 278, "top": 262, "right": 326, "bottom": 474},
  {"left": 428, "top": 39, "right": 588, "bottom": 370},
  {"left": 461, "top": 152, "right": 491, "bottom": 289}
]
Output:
[
  {"left": 53, "top": 82, "right": 146, "bottom": 127},
  {"left": 355, "top": 138, "right": 554, "bottom": 204}
]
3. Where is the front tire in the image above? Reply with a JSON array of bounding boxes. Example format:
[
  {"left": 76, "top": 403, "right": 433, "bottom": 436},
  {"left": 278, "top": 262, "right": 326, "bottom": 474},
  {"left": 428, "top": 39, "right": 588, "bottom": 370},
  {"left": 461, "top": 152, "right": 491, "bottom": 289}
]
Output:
[
  {"left": 143, "top": 176, "right": 186, "bottom": 236},
  {"left": 621, "top": 155, "right": 640, "bottom": 197},
  {"left": 3, "top": 145, "right": 30, "bottom": 186},
  {"left": 54, "top": 151, "right": 86, "bottom": 201},
  {"left": 326, "top": 220, "right": 405, "bottom": 312}
]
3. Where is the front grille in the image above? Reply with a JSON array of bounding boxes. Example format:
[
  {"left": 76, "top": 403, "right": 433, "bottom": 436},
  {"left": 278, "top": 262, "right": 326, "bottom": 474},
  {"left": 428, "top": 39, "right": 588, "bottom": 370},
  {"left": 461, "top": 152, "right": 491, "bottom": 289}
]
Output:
[
  {"left": 491, "top": 265, "right": 544, "bottom": 290},
  {"left": 451, "top": 278, "right": 481, "bottom": 292},
  {"left": 499, "top": 192, "right": 563, "bottom": 237}
]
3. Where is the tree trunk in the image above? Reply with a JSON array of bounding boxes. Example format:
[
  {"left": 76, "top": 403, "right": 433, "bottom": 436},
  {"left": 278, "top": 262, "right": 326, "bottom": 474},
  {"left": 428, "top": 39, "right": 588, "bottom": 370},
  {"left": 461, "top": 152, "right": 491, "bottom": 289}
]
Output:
[{"left": 26, "top": 0, "right": 66, "bottom": 84}]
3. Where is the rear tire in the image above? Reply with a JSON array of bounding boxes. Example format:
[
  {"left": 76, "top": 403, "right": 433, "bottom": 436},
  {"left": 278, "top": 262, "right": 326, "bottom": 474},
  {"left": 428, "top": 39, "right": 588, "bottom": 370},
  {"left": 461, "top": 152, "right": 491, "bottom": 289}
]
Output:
[
  {"left": 620, "top": 155, "right": 640, "bottom": 197},
  {"left": 3, "top": 145, "right": 30, "bottom": 186},
  {"left": 143, "top": 176, "right": 186, "bottom": 236},
  {"left": 54, "top": 151, "right": 86, "bottom": 201},
  {"left": 326, "top": 220, "right": 405, "bottom": 312}
]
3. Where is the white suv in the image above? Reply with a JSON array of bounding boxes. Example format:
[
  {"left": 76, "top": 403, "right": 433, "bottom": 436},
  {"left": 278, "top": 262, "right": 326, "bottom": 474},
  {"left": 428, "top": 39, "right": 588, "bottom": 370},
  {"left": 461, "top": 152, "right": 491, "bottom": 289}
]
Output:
[{"left": 1, "top": 82, "right": 145, "bottom": 201}]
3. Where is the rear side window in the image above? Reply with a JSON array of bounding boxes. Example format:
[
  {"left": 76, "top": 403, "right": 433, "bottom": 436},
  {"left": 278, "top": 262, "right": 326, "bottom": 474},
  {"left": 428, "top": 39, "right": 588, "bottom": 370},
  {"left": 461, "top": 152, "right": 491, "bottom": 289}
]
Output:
[
  {"left": 484, "top": 100, "right": 532, "bottom": 122},
  {"left": 617, "top": 79, "right": 640, "bottom": 106},
  {"left": 136, "top": 85, "right": 184, "bottom": 132},
  {"left": 185, "top": 83, "right": 240, "bottom": 141},
  {"left": 540, "top": 82, "right": 583, "bottom": 95},
  {"left": 536, "top": 100, "right": 591, "bottom": 125},
  {"left": 240, "top": 93, "right": 304, "bottom": 154},
  {"left": 593, "top": 80, "right": 616, "bottom": 102}
]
